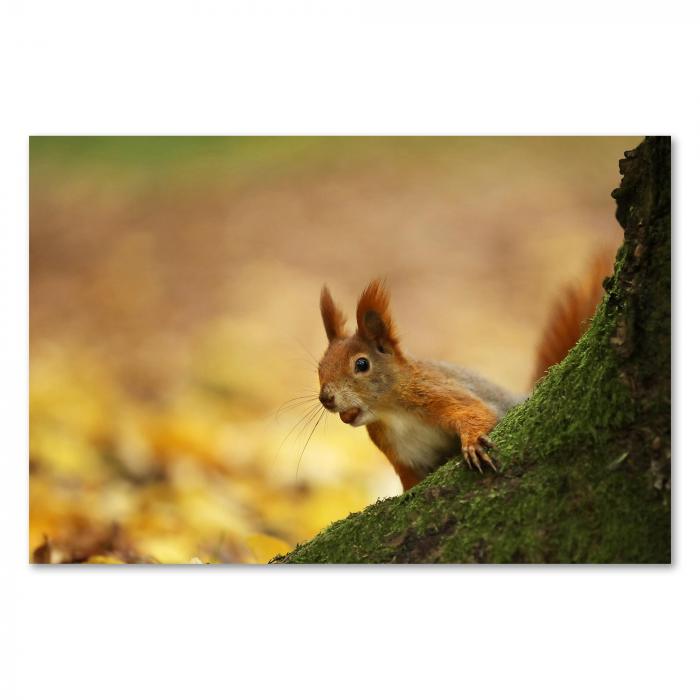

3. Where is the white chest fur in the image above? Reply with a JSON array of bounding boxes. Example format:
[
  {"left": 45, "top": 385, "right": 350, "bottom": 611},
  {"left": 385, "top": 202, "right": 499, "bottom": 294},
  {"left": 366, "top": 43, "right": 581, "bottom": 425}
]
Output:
[{"left": 379, "top": 410, "right": 458, "bottom": 477}]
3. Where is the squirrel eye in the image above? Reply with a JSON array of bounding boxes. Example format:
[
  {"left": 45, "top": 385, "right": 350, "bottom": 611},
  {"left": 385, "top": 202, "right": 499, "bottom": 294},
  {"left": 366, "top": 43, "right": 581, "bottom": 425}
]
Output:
[{"left": 354, "top": 357, "right": 370, "bottom": 373}]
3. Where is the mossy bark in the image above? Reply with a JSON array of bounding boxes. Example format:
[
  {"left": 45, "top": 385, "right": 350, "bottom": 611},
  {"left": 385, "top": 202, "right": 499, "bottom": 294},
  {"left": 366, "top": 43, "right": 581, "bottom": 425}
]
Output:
[{"left": 273, "top": 137, "right": 671, "bottom": 564}]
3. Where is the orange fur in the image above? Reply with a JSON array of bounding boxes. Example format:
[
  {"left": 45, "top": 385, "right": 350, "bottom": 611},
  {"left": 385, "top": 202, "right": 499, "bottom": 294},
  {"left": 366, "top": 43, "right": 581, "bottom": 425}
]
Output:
[
  {"left": 426, "top": 396, "right": 497, "bottom": 442},
  {"left": 356, "top": 279, "right": 404, "bottom": 358},
  {"left": 531, "top": 250, "right": 615, "bottom": 384},
  {"left": 320, "top": 285, "right": 348, "bottom": 341}
]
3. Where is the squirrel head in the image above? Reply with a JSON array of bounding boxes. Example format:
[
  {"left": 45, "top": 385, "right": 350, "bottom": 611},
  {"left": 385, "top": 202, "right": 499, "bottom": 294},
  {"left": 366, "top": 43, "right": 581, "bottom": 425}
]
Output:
[{"left": 317, "top": 279, "right": 405, "bottom": 427}]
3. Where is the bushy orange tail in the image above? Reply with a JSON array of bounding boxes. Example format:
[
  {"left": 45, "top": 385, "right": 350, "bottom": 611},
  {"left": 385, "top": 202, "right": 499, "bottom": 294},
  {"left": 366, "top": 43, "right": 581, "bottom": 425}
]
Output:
[{"left": 531, "top": 249, "right": 616, "bottom": 386}]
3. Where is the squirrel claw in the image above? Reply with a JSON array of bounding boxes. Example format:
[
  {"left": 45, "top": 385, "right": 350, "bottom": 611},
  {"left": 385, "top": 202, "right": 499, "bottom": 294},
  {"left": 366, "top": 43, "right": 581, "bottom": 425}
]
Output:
[
  {"left": 476, "top": 444, "right": 499, "bottom": 472},
  {"left": 478, "top": 435, "right": 494, "bottom": 450},
  {"left": 462, "top": 437, "right": 499, "bottom": 474},
  {"left": 465, "top": 446, "right": 484, "bottom": 474},
  {"left": 461, "top": 447, "right": 472, "bottom": 470}
]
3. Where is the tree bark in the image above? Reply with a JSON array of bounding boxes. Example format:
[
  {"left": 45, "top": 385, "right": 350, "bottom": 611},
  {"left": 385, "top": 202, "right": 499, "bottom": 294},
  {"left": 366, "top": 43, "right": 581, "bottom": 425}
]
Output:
[{"left": 273, "top": 136, "right": 671, "bottom": 564}]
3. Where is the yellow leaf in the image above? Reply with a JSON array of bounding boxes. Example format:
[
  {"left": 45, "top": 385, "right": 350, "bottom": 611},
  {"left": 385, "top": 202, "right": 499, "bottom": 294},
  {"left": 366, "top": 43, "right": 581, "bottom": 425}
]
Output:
[
  {"left": 244, "top": 533, "right": 291, "bottom": 564},
  {"left": 86, "top": 555, "right": 126, "bottom": 564}
]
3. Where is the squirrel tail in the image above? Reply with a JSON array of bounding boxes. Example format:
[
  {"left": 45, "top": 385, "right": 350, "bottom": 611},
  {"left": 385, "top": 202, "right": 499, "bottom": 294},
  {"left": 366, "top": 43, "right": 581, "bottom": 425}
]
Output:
[{"left": 530, "top": 247, "right": 616, "bottom": 386}]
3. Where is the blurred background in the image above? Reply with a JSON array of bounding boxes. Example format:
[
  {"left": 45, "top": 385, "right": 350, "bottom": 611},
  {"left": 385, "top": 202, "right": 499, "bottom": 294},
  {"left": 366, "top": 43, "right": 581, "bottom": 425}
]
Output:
[{"left": 29, "top": 136, "right": 638, "bottom": 563}]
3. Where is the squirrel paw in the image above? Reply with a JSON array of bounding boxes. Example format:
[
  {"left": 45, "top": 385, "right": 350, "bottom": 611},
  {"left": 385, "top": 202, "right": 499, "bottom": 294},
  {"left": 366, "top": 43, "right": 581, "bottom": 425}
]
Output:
[{"left": 461, "top": 435, "right": 498, "bottom": 474}]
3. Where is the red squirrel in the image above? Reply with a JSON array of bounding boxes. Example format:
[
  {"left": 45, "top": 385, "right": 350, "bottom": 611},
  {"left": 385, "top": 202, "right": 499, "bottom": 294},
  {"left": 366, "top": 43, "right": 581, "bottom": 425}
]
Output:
[{"left": 317, "top": 255, "right": 612, "bottom": 491}]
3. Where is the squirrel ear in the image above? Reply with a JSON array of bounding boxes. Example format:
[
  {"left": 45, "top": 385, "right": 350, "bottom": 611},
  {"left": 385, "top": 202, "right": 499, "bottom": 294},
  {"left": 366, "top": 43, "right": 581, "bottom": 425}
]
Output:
[
  {"left": 356, "top": 279, "right": 402, "bottom": 355},
  {"left": 320, "top": 285, "right": 347, "bottom": 341}
]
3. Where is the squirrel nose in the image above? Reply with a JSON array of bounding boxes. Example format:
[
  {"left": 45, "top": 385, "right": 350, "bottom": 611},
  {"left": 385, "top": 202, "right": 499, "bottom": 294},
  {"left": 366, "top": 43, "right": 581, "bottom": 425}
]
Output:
[{"left": 319, "top": 387, "right": 335, "bottom": 409}]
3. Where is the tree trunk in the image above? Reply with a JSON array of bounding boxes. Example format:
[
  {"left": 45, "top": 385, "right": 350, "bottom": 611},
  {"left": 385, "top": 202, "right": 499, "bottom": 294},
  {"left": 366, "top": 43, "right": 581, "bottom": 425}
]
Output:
[{"left": 273, "top": 136, "right": 671, "bottom": 564}]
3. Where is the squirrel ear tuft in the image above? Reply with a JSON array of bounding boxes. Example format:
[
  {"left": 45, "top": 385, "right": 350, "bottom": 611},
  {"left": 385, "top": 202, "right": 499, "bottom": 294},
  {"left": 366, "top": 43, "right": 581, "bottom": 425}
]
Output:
[
  {"left": 356, "top": 279, "right": 402, "bottom": 355},
  {"left": 320, "top": 285, "right": 347, "bottom": 341}
]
